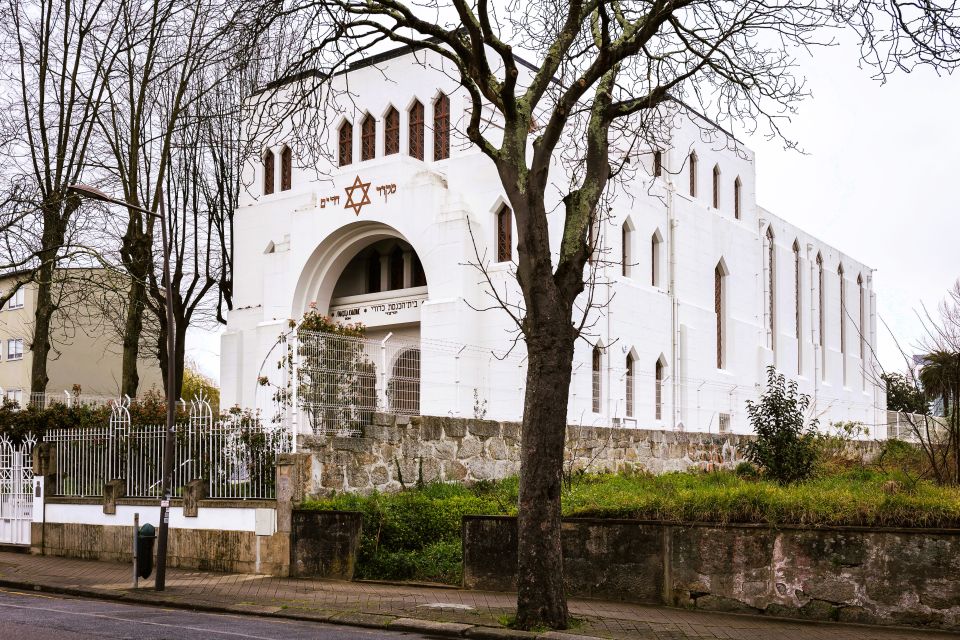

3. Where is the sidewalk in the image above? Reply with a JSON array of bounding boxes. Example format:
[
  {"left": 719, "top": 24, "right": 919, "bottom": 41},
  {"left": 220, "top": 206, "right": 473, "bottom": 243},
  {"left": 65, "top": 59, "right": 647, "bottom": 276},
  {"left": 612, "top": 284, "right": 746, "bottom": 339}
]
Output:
[{"left": 0, "top": 551, "right": 954, "bottom": 640}]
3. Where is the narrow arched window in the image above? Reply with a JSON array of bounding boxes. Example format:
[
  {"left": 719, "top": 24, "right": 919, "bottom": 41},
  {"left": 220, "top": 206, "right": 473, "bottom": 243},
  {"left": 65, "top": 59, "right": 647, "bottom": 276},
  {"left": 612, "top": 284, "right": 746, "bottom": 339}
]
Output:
[
  {"left": 653, "top": 150, "right": 662, "bottom": 177},
  {"left": 433, "top": 93, "right": 450, "bottom": 160},
  {"left": 838, "top": 264, "right": 846, "bottom": 354},
  {"left": 361, "top": 113, "right": 376, "bottom": 161},
  {"left": 625, "top": 353, "right": 635, "bottom": 418},
  {"left": 280, "top": 146, "right": 292, "bottom": 191},
  {"left": 765, "top": 227, "right": 776, "bottom": 353},
  {"left": 651, "top": 231, "right": 662, "bottom": 287},
  {"left": 338, "top": 121, "right": 353, "bottom": 166},
  {"left": 712, "top": 164, "right": 721, "bottom": 209},
  {"left": 384, "top": 107, "right": 399, "bottom": 155},
  {"left": 654, "top": 359, "right": 664, "bottom": 420},
  {"left": 496, "top": 204, "right": 512, "bottom": 263},
  {"left": 793, "top": 240, "right": 802, "bottom": 375},
  {"left": 688, "top": 151, "right": 698, "bottom": 197},
  {"left": 734, "top": 176, "right": 742, "bottom": 220},
  {"left": 621, "top": 222, "right": 633, "bottom": 277},
  {"left": 262, "top": 149, "right": 275, "bottom": 195},
  {"left": 408, "top": 100, "right": 424, "bottom": 160},
  {"left": 715, "top": 262, "right": 726, "bottom": 369},
  {"left": 592, "top": 346, "right": 602, "bottom": 414}
]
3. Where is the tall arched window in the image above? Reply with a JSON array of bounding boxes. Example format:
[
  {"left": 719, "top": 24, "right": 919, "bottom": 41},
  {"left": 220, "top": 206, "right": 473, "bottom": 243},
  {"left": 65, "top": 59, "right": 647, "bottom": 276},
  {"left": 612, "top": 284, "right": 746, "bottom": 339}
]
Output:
[
  {"left": 712, "top": 164, "right": 721, "bottom": 209},
  {"left": 262, "top": 149, "right": 275, "bottom": 195},
  {"left": 361, "top": 113, "right": 376, "bottom": 161},
  {"left": 496, "top": 204, "right": 512, "bottom": 263},
  {"left": 384, "top": 107, "right": 400, "bottom": 155},
  {"left": 817, "top": 252, "right": 825, "bottom": 380},
  {"left": 625, "top": 353, "right": 635, "bottom": 418},
  {"left": 433, "top": 93, "right": 450, "bottom": 160},
  {"left": 651, "top": 230, "right": 662, "bottom": 287},
  {"left": 765, "top": 227, "right": 776, "bottom": 353},
  {"left": 688, "top": 151, "right": 698, "bottom": 197},
  {"left": 280, "top": 146, "right": 292, "bottom": 191},
  {"left": 715, "top": 261, "right": 727, "bottom": 369},
  {"left": 408, "top": 100, "right": 425, "bottom": 160},
  {"left": 621, "top": 221, "right": 633, "bottom": 277},
  {"left": 338, "top": 121, "right": 353, "bottom": 166},
  {"left": 592, "top": 346, "right": 602, "bottom": 414},
  {"left": 839, "top": 264, "right": 847, "bottom": 383},
  {"left": 654, "top": 359, "right": 664, "bottom": 420},
  {"left": 858, "top": 274, "right": 866, "bottom": 361},
  {"left": 793, "top": 240, "right": 802, "bottom": 375},
  {"left": 734, "top": 176, "right": 742, "bottom": 219},
  {"left": 653, "top": 150, "right": 662, "bottom": 177}
]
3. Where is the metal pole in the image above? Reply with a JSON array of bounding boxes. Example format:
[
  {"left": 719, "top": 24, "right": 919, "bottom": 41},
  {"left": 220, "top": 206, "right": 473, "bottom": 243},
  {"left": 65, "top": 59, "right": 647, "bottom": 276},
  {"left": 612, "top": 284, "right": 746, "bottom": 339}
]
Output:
[
  {"left": 132, "top": 512, "right": 139, "bottom": 589},
  {"left": 154, "top": 188, "right": 176, "bottom": 591}
]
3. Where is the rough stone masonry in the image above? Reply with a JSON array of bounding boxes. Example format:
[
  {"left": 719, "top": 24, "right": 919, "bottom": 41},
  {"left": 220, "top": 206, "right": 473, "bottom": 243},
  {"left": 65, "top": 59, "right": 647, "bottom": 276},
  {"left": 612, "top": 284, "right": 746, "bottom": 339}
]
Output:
[{"left": 299, "top": 413, "right": 757, "bottom": 495}]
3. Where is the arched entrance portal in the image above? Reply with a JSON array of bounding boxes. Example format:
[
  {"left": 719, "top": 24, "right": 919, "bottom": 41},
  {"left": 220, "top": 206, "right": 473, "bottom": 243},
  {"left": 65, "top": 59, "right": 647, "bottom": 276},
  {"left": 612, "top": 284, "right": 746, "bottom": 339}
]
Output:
[{"left": 292, "top": 224, "right": 428, "bottom": 433}]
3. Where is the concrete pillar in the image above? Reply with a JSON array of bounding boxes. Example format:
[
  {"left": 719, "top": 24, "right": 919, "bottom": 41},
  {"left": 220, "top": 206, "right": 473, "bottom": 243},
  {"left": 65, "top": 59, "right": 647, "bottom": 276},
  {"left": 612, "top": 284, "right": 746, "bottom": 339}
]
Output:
[
  {"left": 402, "top": 250, "right": 413, "bottom": 288},
  {"left": 103, "top": 479, "right": 125, "bottom": 515},
  {"left": 379, "top": 254, "right": 389, "bottom": 292}
]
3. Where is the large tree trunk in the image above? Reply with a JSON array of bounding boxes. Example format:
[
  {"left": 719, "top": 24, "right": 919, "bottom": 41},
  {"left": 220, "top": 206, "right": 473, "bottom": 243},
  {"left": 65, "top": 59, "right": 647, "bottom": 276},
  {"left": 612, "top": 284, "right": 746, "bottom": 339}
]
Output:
[
  {"left": 29, "top": 259, "right": 57, "bottom": 397},
  {"left": 515, "top": 317, "right": 576, "bottom": 630},
  {"left": 121, "top": 276, "right": 147, "bottom": 397},
  {"left": 156, "top": 308, "right": 187, "bottom": 400}
]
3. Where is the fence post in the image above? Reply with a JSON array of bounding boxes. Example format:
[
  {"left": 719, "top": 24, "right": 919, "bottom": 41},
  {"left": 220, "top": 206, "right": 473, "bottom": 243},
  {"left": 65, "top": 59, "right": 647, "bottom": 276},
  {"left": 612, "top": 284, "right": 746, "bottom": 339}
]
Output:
[
  {"left": 380, "top": 333, "right": 392, "bottom": 412},
  {"left": 132, "top": 512, "right": 139, "bottom": 588}
]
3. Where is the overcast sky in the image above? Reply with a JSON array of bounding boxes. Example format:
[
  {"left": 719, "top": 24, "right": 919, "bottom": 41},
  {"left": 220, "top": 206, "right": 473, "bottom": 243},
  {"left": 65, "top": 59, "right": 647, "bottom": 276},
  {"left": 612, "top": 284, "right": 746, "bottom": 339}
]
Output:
[{"left": 186, "top": 34, "right": 960, "bottom": 383}]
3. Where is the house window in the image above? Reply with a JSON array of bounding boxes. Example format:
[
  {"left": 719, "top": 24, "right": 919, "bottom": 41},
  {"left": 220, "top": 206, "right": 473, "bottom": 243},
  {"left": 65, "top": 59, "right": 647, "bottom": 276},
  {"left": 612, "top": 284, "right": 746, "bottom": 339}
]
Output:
[
  {"left": 734, "top": 176, "right": 742, "bottom": 219},
  {"left": 715, "top": 262, "right": 726, "bottom": 369},
  {"left": 688, "top": 151, "right": 698, "bottom": 197},
  {"left": 384, "top": 107, "right": 399, "bottom": 155},
  {"left": 338, "top": 121, "right": 353, "bottom": 166},
  {"left": 621, "top": 221, "right": 633, "bottom": 277},
  {"left": 712, "top": 164, "right": 721, "bottom": 209},
  {"left": 496, "top": 204, "right": 512, "bottom": 263},
  {"left": 7, "top": 338, "right": 24, "bottom": 360},
  {"left": 408, "top": 100, "right": 424, "bottom": 160},
  {"left": 3, "top": 389, "right": 22, "bottom": 407},
  {"left": 592, "top": 346, "right": 602, "bottom": 414},
  {"left": 433, "top": 93, "right": 450, "bottom": 160},
  {"left": 655, "top": 359, "right": 664, "bottom": 420},
  {"left": 5, "top": 288, "right": 24, "bottom": 310},
  {"left": 625, "top": 353, "right": 635, "bottom": 418},
  {"left": 651, "top": 231, "right": 662, "bottom": 287},
  {"left": 280, "top": 146, "right": 292, "bottom": 191},
  {"left": 765, "top": 227, "right": 776, "bottom": 353},
  {"left": 793, "top": 240, "right": 802, "bottom": 375},
  {"left": 361, "top": 113, "right": 376, "bottom": 161},
  {"left": 653, "top": 150, "right": 662, "bottom": 177},
  {"left": 262, "top": 149, "right": 274, "bottom": 195}
]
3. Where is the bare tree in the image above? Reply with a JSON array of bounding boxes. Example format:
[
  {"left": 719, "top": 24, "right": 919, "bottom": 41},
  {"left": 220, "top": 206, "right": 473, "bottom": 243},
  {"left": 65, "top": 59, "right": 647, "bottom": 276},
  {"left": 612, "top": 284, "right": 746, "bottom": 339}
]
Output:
[
  {"left": 263, "top": 0, "right": 960, "bottom": 629},
  {"left": 0, "top": 0, "right": 122, "bottom": 394}
]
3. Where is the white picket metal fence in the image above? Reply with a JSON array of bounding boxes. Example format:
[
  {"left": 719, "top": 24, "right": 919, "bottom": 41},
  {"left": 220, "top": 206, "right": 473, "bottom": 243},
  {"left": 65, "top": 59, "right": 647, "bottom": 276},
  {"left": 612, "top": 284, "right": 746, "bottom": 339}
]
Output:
[
  {"left": 886, "top": 411, "right": 949, "bottom": 443},
  {"left": 45, "top": 395, "right": 292, "bottom": 500},
  {"left": 0, "top": 434, "right": 35, "bottom": 545}
]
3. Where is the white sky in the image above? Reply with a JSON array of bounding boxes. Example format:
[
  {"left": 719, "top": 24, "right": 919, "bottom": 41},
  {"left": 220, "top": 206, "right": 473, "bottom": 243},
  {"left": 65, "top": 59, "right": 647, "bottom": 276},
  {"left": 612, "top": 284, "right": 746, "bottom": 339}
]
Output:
[{"left": 186, "top": 35, "right": 960, "bottom": 384}]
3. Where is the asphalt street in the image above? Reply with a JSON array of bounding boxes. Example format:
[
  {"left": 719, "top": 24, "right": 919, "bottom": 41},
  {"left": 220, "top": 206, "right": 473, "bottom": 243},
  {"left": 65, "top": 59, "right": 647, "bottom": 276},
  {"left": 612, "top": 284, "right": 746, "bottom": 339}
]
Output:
[{"left": 0, "top": 588, "right": 439, "bottom": 639}]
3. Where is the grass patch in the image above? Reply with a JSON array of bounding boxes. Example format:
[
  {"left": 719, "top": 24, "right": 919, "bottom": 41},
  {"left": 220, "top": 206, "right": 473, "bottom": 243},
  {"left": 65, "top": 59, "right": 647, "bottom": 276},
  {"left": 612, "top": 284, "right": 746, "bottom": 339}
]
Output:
[{"left": 301, "top": 469, "right": 960, "bottom": 585}]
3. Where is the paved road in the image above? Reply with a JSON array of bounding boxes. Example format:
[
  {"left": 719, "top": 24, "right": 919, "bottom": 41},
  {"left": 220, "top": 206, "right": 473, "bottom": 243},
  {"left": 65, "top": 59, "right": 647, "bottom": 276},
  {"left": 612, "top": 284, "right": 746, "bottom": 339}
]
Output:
[{"left": 0, "top": 588, "right": 439, "bottom": 640}]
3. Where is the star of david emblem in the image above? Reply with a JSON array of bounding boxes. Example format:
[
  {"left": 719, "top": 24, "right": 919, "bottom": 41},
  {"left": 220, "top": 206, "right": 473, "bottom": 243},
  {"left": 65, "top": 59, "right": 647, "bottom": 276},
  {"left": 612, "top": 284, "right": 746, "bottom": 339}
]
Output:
[{"left": 343, "top": 175, "right": 372, "bottom": 216}]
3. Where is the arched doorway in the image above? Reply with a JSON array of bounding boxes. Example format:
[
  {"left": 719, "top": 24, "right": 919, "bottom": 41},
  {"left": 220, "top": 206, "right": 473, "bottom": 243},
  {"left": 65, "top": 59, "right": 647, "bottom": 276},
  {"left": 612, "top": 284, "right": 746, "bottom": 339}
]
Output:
[{"left": 389, "top": 348, "right": 421, "bottom": 415}]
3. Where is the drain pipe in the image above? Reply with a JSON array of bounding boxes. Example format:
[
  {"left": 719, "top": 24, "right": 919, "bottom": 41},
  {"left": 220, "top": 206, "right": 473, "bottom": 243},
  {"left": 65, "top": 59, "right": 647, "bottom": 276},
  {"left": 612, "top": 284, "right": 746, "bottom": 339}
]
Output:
[{"left": 667, "top": 178, "right": 679, "bottom": 431}]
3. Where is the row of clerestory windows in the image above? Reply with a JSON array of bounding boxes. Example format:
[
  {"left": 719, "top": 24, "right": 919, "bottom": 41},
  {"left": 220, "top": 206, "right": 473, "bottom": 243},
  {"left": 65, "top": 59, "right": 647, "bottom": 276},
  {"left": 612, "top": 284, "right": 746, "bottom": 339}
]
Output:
[{"left": 338, "top": 94, "right": 450, "bottom": 167}]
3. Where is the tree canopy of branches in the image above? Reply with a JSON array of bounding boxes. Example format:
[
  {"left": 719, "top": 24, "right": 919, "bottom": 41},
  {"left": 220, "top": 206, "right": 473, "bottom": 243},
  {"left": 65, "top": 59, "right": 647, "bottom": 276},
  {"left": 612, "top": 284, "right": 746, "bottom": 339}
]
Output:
[
  {"left": 253, "top": 0, "right": 960, "bottom": 629},
  {"left": 882, "top": 371, "right": 928, "bottom": 414}
]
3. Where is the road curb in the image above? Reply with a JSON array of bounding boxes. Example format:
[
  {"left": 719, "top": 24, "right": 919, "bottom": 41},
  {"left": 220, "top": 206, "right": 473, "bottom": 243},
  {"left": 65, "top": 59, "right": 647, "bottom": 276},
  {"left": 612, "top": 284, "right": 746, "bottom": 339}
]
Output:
[{"left": 0, "top": 577, "right": 593, "bottom": 639}]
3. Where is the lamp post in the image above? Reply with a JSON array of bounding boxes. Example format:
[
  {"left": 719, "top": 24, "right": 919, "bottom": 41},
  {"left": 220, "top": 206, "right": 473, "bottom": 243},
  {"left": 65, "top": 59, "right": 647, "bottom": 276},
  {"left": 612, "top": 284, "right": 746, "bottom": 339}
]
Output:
[{"left": 68, "top": 183, "right": 176, "bottom": 591}]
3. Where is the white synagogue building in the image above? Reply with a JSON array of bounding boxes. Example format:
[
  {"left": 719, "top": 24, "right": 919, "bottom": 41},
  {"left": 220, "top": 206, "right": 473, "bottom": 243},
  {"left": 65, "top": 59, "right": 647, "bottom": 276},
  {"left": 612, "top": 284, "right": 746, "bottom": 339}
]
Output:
[{"left": 221, "top": 44, "right": 887, "bottom": 437}]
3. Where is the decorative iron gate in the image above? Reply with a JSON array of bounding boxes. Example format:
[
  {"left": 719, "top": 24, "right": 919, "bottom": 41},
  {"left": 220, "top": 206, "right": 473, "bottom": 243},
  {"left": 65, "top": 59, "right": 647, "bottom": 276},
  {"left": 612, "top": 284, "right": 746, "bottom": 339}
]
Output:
[{"left": 0, "top": 435, "right": 34, "bottom": 546}]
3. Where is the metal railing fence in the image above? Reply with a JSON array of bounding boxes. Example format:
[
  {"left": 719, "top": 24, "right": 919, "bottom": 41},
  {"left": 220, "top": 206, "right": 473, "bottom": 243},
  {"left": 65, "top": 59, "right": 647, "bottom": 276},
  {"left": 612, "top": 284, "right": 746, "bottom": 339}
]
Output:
[{"left": 886, "top": 411, "right": 949, "bottom": 443}]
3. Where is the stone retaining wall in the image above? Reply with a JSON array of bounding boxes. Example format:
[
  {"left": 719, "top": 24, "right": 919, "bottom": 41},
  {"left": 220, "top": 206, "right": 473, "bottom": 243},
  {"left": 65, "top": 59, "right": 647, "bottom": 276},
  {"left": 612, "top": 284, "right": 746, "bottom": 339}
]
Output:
[
  {"left": 301, "top": 414, "right": 757, "bottom": 494},
  {"left": 462, "top": 515, "right": 960, "bottom": 631}
]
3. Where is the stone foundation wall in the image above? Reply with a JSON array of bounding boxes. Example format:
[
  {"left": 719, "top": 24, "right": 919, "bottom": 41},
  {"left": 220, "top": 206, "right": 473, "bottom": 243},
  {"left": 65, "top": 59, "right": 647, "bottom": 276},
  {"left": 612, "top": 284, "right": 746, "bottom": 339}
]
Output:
[
  {"left": 463, "top": 516, "right": 960, "bottom": 631},
  {"left": 301, "top": 413, "right": 757, "bottom": 494}
]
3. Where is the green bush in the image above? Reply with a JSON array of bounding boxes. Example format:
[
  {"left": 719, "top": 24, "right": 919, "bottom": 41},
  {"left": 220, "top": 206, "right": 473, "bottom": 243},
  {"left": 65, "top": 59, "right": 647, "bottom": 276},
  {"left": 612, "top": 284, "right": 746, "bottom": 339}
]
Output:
[{"left": 745, "top": 366, "right": 819, "bottom": 484}]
